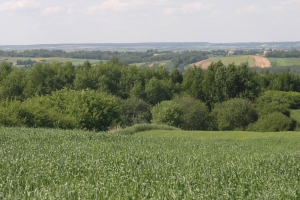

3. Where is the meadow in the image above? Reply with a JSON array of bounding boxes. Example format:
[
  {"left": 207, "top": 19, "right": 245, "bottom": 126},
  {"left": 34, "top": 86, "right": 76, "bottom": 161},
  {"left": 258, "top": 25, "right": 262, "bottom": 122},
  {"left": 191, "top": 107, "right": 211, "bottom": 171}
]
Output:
[
  {"left": 208, "top": 56, "right": 256, "bottom": 67},
  {"left": 268, "top": 58, "right": 300, "bottom": 67},
  {"left": 1, "top": 127, "right": 300, "bottom": 199}
]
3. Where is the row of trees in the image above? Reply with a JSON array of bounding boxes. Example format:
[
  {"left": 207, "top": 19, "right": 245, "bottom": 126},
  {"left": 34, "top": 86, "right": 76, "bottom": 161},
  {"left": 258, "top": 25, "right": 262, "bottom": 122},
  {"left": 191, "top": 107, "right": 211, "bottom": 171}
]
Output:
[
  {"left": 266, "top": 50, "right": 300, "bottom": 58},
  {"left": 1, "top": 59, "right": 300, "bottom": 131},
  {"left": 0, "top": 49, "right": 208, "bottom": 66}
]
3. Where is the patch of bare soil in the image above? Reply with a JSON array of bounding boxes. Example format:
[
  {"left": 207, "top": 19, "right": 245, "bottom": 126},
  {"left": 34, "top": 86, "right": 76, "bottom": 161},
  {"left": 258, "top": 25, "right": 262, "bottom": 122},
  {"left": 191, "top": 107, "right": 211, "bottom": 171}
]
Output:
[
  {"left": 190, "top": 59, "right": 212, "bottom": 69},
  {"left": 200, "top": 62, "right": 212, "bottom": 69},
  {"left": 254, "top": 56, "right": 271, "bottom": 68}
]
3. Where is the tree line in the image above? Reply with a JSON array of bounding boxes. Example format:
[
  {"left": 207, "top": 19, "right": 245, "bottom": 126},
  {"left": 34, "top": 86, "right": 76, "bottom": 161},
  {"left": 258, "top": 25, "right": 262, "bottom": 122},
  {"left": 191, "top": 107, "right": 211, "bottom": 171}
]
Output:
[
  {"left": 266, "top": 50, "right": 300, "bottom": 58},
  {"left": 1, "top": 59, "right": 300, "bottom": 132},
  {"left": 0, "top": 49, "right": 208, "bottom": 69}
]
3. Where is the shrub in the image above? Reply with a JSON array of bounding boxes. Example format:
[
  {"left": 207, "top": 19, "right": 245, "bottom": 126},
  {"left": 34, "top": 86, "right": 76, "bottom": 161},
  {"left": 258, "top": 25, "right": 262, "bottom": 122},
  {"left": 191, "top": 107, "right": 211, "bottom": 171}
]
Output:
[
  {"left": 119, "top": 98, "right": 151, "bottom": 127},
  {"left": 151, "top": 101, "right": 183, "bottom": 127},
  {"left": 257, "top": 102, "right": 290, "bottom": 117},
  {"left": 0, "top": 89, "right": 121, "bottom": 131},
  {"left": 248, "top": 112, "right": 294, "bottom": 132},
  {"left": 256, "top": 90, "right": 300, "bottom": 109},
  {"left": 45, "top": 89, "right": 121, "bottom": 131},
  {"left": 174, "top": 96, "right": 209, "bottom": 130},
  {"left": 212, "top": 98, "right": 258, "bottom": 131}
]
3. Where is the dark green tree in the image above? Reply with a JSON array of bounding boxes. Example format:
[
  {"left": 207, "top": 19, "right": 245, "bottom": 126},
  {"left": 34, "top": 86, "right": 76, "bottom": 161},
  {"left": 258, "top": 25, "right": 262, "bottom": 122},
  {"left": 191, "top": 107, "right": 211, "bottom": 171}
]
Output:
[{"left": 212, "top": 98, "right": 258, "bottom": 131}]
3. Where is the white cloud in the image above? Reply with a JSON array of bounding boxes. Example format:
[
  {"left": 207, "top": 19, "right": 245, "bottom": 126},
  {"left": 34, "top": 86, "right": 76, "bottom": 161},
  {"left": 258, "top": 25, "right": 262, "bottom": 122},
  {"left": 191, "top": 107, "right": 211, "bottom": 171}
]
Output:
[
  {"left": 236, "top": 5, "right": 263, "bottom": 14},
  {"left": 164, "top": 8, "right": 177, "bottom": 16},
  {"left": 86, "top": 0, "right": 144, "bottom": 15},
  {"left": 42, "top": 7, "right": 63, "bottom": 16},
  {"left": 272, "top": 5, "right": 284, "bottom": 12},
  {"left": 0, "top": 0, "right": 40, "bottom": 12},
  {"left": 181, "top": 2, "right": 213, "bottom": 13},
  {"left": 284, "top": 0, "right": 300, "bottom": 4}
]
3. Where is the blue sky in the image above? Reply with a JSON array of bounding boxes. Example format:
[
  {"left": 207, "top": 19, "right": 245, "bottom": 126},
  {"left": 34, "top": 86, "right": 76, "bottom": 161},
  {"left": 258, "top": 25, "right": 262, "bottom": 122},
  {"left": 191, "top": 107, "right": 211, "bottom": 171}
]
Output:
[{"left": 0, "top": 0, "right": 299, "bottom": 45}]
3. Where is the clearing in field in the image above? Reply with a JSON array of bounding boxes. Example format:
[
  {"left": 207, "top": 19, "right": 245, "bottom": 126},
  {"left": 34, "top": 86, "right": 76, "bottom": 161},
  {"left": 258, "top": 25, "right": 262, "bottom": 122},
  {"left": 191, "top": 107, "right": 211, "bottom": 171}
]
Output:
[{"left": 253, "top": 56, "right": 271, "bottom": 68}]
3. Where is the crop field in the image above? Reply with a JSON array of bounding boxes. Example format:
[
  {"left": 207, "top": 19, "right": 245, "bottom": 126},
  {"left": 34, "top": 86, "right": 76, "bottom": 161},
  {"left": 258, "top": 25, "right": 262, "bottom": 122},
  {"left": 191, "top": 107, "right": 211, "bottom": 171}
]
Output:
[
  {"left": 192, "top": 56, "right": 257, "bottom": 69},
  {"left": 208, "top": 56, "right": 256, "bottom": 67},
  {"left": 0, "top": 57, "right": 102, "bottom": 67},
  {"left": 268, "top": 58, "right": 300, "bottom": 67},
  {"left": 133, "top": 60, "right": 174, "bottom": 70},
  {"left": 1, "top": 127, "right": 300, "bottom": 199}
]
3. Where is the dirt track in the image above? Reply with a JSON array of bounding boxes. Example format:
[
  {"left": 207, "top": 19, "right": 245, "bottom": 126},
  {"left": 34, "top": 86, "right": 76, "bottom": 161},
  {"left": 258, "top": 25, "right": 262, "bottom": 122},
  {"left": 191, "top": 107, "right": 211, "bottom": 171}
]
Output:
[{"left": 254, "top": 56, "right": 271, "bottom": 68}]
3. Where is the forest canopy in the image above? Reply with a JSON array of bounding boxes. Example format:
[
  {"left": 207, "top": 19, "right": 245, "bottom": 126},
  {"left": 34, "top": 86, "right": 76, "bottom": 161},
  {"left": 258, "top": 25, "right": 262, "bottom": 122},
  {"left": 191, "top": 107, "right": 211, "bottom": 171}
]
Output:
[{"left": 1, "top": 59, "right": 300, "bottom": 131}]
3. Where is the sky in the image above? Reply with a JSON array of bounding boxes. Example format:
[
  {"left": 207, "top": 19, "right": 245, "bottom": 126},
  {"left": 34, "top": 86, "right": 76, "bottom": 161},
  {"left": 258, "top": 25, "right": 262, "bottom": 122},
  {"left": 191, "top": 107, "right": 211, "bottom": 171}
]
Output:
[{"left": 0, "top": 0, "right": 299, "bottom": 45}]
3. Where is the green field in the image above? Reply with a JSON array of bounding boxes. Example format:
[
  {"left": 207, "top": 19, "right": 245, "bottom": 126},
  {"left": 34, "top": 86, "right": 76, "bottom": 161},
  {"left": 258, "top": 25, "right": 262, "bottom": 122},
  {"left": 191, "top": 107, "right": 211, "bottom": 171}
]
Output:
[
  {"left": 133, "top": 60, "right": 174, "bottom": 70},
  {"left": 208, "top": 56, "right": 256, "bottom": 67},
  {"left": 1, "top": 127, "right": 300, "bottom": 199},
  {"left": 268, "top": 58, "right": 300, "bottom": 67},
  {"left": 0, "top": 57, "right": 102, "bottom": 67}
]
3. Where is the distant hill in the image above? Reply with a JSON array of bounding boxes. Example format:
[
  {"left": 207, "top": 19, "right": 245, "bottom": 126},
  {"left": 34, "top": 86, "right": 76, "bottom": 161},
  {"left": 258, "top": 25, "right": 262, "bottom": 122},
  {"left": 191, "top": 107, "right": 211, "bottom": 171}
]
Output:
[{"left": 1, "top": 42, "right": 300, "bottom": 52}]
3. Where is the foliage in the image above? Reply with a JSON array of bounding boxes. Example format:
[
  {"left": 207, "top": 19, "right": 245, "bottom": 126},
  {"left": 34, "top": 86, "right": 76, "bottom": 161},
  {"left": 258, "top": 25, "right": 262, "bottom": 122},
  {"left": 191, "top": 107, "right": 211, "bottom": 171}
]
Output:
[
  {"left": 0, "top": 62, "right": 12, "bottom": 83},
  {"left": 255, "top": 90, "right": 300, "bottom": 109},
  {"left": 182, "top": 66, "right": 205, "bottom": 100},
  {"left": 248, "top": 112, "right": 294, "bottom": 132},
  {"left": 174, "top": 95, "right": 210, "bottom": 130},
  {"left": 257, "top": 101, "right": 290, "bottom": 117},
  {"left": 266, "top": 50, "right": 300, "bottom": 58},
  {"left": 212, "top": 98, "right": 258, "bottom": 131},
  {"left": 23, "top": 62, "right": 75, "bottom": 98},
  {"left": 290, "top": 109, "right": 300, "bottom": 131},
  {"left": 119, "top": 98, "right": 152, "bottom": 127},
  {"left": 0, "top": 68, "right": 26, "bottom": 100},
  {"left": 0, "top": 89, "right": 120, "bottom": 131},
  {"left": 151, "top": 100, "right": 183, "bottom": 127},
  {"left": 202, "top": 62, "right": 260, "bottom": 108},
  {"left": 145, "top": 77, "right": 173, "bottom": 105}
]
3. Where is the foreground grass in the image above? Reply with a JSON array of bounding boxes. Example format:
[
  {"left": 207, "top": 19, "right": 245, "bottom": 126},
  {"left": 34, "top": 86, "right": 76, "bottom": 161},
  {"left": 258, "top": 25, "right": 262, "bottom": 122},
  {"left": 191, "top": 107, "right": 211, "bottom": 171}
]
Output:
[
  {"left": 136, "top": 130, "right": 300, "bottom": 140},
  {"left": 1, "top": 127, "right": 300, "bottom": 199}
]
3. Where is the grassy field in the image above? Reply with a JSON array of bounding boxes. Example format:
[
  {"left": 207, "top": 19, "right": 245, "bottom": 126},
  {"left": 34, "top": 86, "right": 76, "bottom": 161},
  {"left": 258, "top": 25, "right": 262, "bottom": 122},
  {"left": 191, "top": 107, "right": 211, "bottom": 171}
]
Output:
[
  {"left": 133, "top": 60, "right": 174, "bottom": 70},
  {"left": 208, "top": 56, "right": 256, "bottom": 67},
  {"left": 0, "top": 57, "right": 102, "bottom": 67},
  {"left": 1, "top": 127, "right": 300, "bottom": 199},
  {"left": 268, "top": 58, "right": 300, "bottom": 67}
]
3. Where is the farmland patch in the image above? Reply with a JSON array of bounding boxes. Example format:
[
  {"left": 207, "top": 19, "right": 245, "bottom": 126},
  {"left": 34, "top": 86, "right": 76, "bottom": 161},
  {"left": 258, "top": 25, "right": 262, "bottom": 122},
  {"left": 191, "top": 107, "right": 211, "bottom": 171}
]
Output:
[{"left": 254, "top": 56, "right": 271, "bottom": 68}]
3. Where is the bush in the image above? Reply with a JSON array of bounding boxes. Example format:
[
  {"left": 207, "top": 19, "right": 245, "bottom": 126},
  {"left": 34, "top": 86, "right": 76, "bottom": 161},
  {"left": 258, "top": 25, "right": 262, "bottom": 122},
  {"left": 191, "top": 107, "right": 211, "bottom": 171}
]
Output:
[
  {"left": 0, "top": 89, "right": 121, "bottom": 131},
  {"left": 119, "top": 98, "right": 151, "bottom": 127},
  {"left": 248, "top": 112, "right": 294, "bottom": 132},
  {"left": 174, "top": 96, "right": 209, "bottom": 130},
  {"left": 44, "top": 89, "right": 121, "bottom": 131},
  {"left": 256, "top": 91, "right": 300, "bottom": 109},
  {"left": 257, "top": 102, "right": 290, "bottom": 117},
  {"left": 0, "top": 100, "right": 28, "bottom": 127},
  {"left": 151, "top": 101, "right": 183, "bottom": 127},
  {"left": 212, "top": 98, "right": 258, "bottom": 131}
]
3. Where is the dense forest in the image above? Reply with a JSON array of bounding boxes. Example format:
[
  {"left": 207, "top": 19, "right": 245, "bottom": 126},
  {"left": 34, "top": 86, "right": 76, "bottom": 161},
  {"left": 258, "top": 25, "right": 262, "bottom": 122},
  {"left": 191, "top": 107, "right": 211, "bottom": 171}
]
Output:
[{"left": 1, "top": 59, "right": 300, "bottom": 132}]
